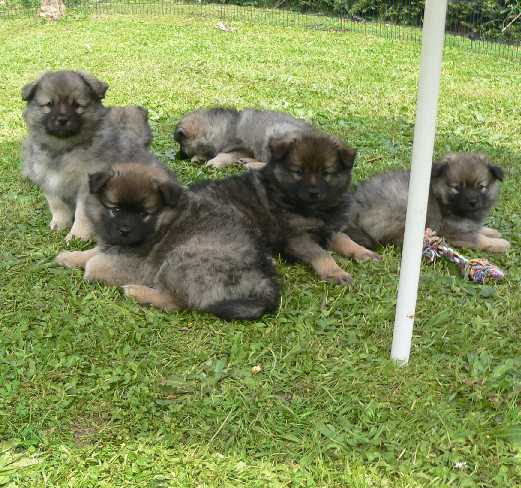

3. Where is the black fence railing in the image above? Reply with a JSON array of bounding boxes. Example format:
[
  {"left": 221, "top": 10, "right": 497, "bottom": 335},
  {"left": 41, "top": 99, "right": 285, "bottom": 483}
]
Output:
[{"left": 1, "top": 0, "right": 520, "bottom": 59}]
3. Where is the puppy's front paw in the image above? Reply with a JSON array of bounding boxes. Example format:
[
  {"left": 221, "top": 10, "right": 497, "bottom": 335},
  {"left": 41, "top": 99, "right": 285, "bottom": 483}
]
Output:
[
  {"left": 191, "top": 155, "right": 207, "bottom": 164},
  {"left": 353, "top": 249, "right": 382, "bottom": 262},
  {"left": 57, "top": 249, "right": 98, "bottom": 269},
  {"left": 484, "top": 238, "right": 511, "bottom": 253},
  {"left": 241, "top": 160, "right": 266, "bottom": 171},
  {"left": 65, "top": 224, "right": 93, "bottom": 243},
  {"left": 206, "top": 156, "right": 231, "bottom": 169},
  {"left": 56, "top": 251, "right": 84, "bottom": 269},
  {"left": 320, "top": 269, "right": 353, "bottom": 286},
  {"left": 49, "top": 217, "right": 71, "bottom": 231},
  {"left": 481, "top": 227, "right": 502, "bottom": 238}
]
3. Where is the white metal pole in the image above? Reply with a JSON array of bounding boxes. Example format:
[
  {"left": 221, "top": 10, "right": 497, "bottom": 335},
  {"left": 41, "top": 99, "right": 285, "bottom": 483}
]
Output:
[{"left": 390, "top": 0, "right": 448, "bottom": 364}]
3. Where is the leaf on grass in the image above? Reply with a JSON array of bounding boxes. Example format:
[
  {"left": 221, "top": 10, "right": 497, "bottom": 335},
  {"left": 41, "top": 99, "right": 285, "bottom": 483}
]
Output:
[{"left": 0, "top": 440, "right": 40, "bottom": 485}]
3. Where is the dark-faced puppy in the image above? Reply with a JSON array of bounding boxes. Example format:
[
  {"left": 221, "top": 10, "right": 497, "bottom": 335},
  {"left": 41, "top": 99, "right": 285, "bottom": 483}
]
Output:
[
  {"left": 22, "top": 70, "right": 109, "bottom": 230},
  {"left": 56, "top": 163, "right": 280, "bottom": 321},
  {"left": 22, "top": 70, "right": 108, "bottom": 143},
  {"left": 345, "top": 152, "right": 510, "bottom": 253},
  {"left": 21, "top": 71, "right": 154, "bottom": 240},
  {"left": 65, "top": 105, "right": 156, "bottom": 241},
  {"left": 258, "top": 131, "right": 380, "bottom": 284},
  {"left": 87, "top": 163, "right": 169, "bottom": 246}
]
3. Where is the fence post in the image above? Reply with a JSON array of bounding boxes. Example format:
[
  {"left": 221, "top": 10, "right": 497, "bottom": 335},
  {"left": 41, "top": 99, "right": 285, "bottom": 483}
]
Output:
[{"left": 390, "top": 0, "right": 448, "bottom": 364}]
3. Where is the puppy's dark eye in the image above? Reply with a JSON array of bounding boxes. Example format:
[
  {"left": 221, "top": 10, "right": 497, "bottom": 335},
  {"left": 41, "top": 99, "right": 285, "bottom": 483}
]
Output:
[
  {"left": 109, "top": 207, "right": 121, "bottom": 217},
  {"left": 140, "top": 210, "right": 155, "bottom": 220},
  {"left": 291, "top": 168, "right": 303, "bottom": 177},
  {"left": 324, "top": 168, "right": 338, "bottom": 176},
  {"left": 449, "top": 185, "right": 460, "bottom": 194},
  {"left": 480, "top": 184, "right": 488, "bottom": 192}
]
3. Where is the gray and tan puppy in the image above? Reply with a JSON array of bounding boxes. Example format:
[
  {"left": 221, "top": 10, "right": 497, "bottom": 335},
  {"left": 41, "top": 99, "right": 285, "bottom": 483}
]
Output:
[
  {"left": 21, "top": 70, "right": 152, "bottom": 240},
  {"left": 65, "top": 104, "right": 154, "bottom": 241},
  {"left": 173, "top": 108, "right": 312, "bottom": 169},
  {"left": 56, "top": 162, "right": 280, "bottom": 321},
  {"left": 344, "top": 152, "right": 510, "bottom": 252},
  {"left": 22, "top": 70, "right": 110, "bottom": 231},
  {"left": 188, "top": 129, "right": 379, "bottom": 285}
]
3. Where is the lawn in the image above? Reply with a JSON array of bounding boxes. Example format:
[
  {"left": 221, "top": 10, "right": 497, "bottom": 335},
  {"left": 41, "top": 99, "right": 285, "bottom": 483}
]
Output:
[{"left": 0, "top": 8, "right": 520, "bottom": 487}]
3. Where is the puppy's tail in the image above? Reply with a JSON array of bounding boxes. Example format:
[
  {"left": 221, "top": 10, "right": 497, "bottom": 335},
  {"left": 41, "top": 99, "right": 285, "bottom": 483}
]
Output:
[{"left": 204, "top": 297, "right": 278, "bottom": 321}]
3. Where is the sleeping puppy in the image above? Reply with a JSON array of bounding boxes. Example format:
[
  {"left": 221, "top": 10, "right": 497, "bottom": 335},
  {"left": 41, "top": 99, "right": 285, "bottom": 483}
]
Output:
[
  {"left": 344, "top": 152, "right": 510, "bottom": 252},
  {"left": 173, "top": 108, "right": 312, "bottom": 169},
  {"left": 56, "top": 162, "right": 280, "bottom": 321}
]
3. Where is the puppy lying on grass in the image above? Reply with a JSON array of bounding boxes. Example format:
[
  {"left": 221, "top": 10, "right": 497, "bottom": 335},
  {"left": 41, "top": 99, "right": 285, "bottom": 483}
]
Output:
[{"left": 344, "top": 152, "right": 510, "bottom": 253}]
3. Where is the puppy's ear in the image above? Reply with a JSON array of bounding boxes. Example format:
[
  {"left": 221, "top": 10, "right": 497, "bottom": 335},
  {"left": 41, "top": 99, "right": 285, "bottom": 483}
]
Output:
[
  {"left": 268, "top": 134, "right": 297, "bottom": 162},
  {"left": 431, "top": 162, "right": 447, "bottom": 178},
  {"left": 21, "top": 80, "right": 39, "bottom": 101},
  {"left": 153, "top": 177, "right": 184, "bottom": 207},
  {"left": 173, "top": 127, "right": 186, "bottom": 142},
  {"left": 337, "top": 146, "right": 357, "bottom": 169},
  {"left": 78, "top": 72, "right": 109, "bottom": 100},
  {"left": 89, "top": 171, "right": 113, "bottom": 194},
  {"left": 489, "top": 164, "right": 504, "bottom": 181}
]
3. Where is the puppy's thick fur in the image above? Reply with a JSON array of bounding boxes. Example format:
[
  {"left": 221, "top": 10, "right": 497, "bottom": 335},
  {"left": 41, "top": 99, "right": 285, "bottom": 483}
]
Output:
[
  {"left": 64, "top": 105, "right": 156, "bottom": 241},
  {"left": 345, "top": 152, "right": 510, "bottom": 253},
  {"left": 189, "top": 130, "right": 379, "bottom": 284},
  {"left": 21, "top": 70, "right": 152, "bottom": 239},
  {"left": 174, "top": 108, "right": 312, "bottom": 169},
  {"left": 56, "top": 163, "right": 280, "bottom": 321}
]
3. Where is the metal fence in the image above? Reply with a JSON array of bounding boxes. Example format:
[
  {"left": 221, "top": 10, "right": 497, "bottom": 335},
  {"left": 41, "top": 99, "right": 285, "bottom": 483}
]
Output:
[{"left": 1, "top": 0, "right": 520, "bottom": 59}]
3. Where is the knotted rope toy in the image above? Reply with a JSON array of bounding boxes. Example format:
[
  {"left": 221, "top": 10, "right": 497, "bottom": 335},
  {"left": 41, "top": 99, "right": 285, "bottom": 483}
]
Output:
[{"left": 422, "top": 228, "right": 505, "bottom": 284}]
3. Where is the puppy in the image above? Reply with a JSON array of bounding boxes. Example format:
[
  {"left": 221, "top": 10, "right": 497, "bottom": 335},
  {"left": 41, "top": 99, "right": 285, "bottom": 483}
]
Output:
[
  {"left": 174, "top": 108, "right": 312, "bottom": 169},
  {"left": 65, "top": 105, "right": 154, "bottom": 241},
  {"left": 344, "top": 152, "right": 510, "bottom": 253},
  {"left": 22, "top": 70, "right": 109, "bottom": 231},
  {"left": 21, "top": 70, "right": 152, "bottom": 239},
  {"left": 188, "top": 130, "right": 380, "bottom": 285},
  {"left": 56, "top": 163, "right": 280, "bottom": 321}
]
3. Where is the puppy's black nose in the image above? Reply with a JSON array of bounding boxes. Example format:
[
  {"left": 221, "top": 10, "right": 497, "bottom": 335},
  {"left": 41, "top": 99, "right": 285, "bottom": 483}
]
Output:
[
  {"left": 308, "top": 187, "right": 320, "bottom": 198},
  {"left": 56, "top": 116, "right": 68, "bottom": 126},
  {"left": 468, "top": 199, "right": 478, "bottom": 207},
  {"left": 119, "top": 225, "right": 131, "bottom": 236}
]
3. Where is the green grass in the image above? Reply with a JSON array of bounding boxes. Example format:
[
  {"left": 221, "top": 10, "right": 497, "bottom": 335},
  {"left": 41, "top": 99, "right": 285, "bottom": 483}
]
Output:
[{"left": 1, "top": 10, "right": 520, "bottom": 487}]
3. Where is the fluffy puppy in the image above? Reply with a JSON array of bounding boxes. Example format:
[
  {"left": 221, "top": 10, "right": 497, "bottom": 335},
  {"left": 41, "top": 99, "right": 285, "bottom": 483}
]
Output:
[
  {"left": 21, "top": 70, "right": 152, "bottom": 239},
  {"left": 344, "top": 152, "right": 510, "bottom": 252},
  {"left": 189, "top": 130, "right": 380, "bottom": 285},
  {"left": 173, "top": 108, "right": 245, "bottom": 164},
  {"left": 56, "top": 163, "right": 280, "bottom": 321},
  {"left": 174, "top": 108, "right": 312, "bottom": 169},
  {"left": 65, "top": 105, "right": 154, "bottom": 241},
  {"left": 22, "top": 70, "right": 110, "bottom": 230}
]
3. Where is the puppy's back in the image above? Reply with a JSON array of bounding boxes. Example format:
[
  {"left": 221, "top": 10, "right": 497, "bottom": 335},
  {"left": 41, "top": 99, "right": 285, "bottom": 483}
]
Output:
[
  {"left": 346, "top": 170, "right": 410, "bottom": 248},
  {"left": 91, "top": 105, "right": 153, "bottom": 164},
  {"left": 236, "top": 109, "right": 312, "bottom": 161}
]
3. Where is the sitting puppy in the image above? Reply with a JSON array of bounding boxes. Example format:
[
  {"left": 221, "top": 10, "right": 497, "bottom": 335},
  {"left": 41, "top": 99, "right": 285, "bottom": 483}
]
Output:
[
  {"left": 344, "top": 152, "right": 510, "bottom": 253},
  {"left": 188, "top": 130, "right": 380, "bottom": 284},
  {"left": 174, "top": 108, "right": 312, "bottom": 169},
  {"left": 56, "top": 163, "right": 280, "bottom": 321},
  {"left": 21, "top": 70, "right": 152, "bottom": 240}
]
